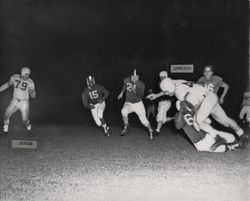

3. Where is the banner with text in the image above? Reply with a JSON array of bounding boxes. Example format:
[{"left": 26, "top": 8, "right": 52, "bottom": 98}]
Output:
[{"left": 170, "top": 64, "right": 194, "bottom": 73}]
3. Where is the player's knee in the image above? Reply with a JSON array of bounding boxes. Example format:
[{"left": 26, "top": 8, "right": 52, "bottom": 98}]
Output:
[
  {"left": 156, "top": 114, "right": 162, "bottom": 122},
  {"left": 121, "top": 108, "right": 128, "bottom": 117},
  {"left": 140, "top": 117, "right": 149, "bottom": 127},
  {"left": 226, "top": 134, "right": 236, "bottom": 144}
]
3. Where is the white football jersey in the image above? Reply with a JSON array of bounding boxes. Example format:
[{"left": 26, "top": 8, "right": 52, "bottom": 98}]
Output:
[
  {"left": 9, "top": 74, "right": 35, "bottom": 100},
  {"left": 173, "top": 80, "right": 209, "bottom": 106}
]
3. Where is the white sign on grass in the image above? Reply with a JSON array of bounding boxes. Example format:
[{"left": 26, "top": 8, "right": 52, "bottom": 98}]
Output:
[{"left": 11, "top": 139, "right": 37, "bottom": 149}]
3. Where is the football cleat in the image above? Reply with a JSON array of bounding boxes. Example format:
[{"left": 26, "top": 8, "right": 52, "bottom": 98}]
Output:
[
  {"left": 239, "top": 133, "right": 249, "bottom": 146},
  {"left": 103, "top": 126, "right": 111, "bottom": 137},
  {"left": 27, "top": 125, "right": 32, "bottom": 131},
  {"left": 154, "top": 130, "right": 160, "bottom": 136},
  {"left": 120, "top": 126, "right": 129, "bottom": 136},
  {"left": 3, "top": 125, "right": 8, "bottom": 134}
]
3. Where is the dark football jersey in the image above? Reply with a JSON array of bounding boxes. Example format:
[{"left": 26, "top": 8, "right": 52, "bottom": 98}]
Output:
[
  {"left": 123, "top": 77, "right": 145, "bottom": 103},
  {"left": 198, "top": 75, "right": 223, "bottom": 94},
  {"left": 82, "top": 84, "right": 109, "bottom": 106},
  {"left": 175, "top": 101, "right": 205, "bottom": 143}
]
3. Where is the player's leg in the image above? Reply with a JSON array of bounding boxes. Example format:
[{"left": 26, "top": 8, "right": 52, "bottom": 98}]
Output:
[
  {"left": 211, "top": 104, "right": 243, "bottom": 136},
  {"left": 91, "top": 104, "right": 102, "bottom": 126},
  {"left": 195, "top": 134, "right": 227, "bottom": 152},
  {"left": 239, "top": 106, "right": 246, "bottom": 121},
  {"left": 20, "top": 101, "right": 32, "bottom": 131},
  {"left": 97, "top": 101, "right": 110, "bottom": 136},
  {"left": 246, "top": 106, "right": 250, "bottom": 126},
  {"left": 120, "top": 102, "right": 133, "bottom": 135},
  {"left": 156, "top": 101, "right": 173, "bottom": 135},
  {"left": 193, "top": 92, "right": 218, "bottom": 133},
  {"left": 146, "top": 105, "right": 152, "bottom": 120},
  {"left": 133, "top": 101, "right": 153, "bottom": 140},
  {"left": 3, "top": 100, "right": 18, "bottom": 133}
]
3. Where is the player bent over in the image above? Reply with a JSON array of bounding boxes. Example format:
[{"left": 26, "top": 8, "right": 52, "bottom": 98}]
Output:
[
  {"left": 118, "top": 70, "right": 154, "bottom": 140},
  {"left": 0, "top": 67, "right": 36, "bottom": 134},
  {"left": 82, "top": 75, "right": 110, "bottom": 136},
  {"left": 175, "top": 101, "right": 240, "bottom": 152},
  {"left": 147, "top": 78, "right": 245, "bottom": 142},
  {"left": 155, "top": 71, "right": 174, "bottom": 136}
]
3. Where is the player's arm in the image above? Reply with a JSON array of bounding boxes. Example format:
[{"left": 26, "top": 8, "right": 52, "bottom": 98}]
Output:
[
  {"left": 146, "top": 91, "right": 165, "bottom": 100},
  {"left": 99, "top": 86, "right": 109, "bottom": 103},
  {"left": 29, "top": 89, "right": 36, "bottom": 98},
  {"left": 82, "top": 90, "right": 91, "bottom": 109},
  {"left": 28, "top": 81, "right": 36, "bottom": 98},
  {"left": 136, "top": 82, "right": 145, "bottom": 98},
  {"left": 219, "top": 81, "right": 229, "bottom": 104},
  {"left": 0, "top": 82, "right": 11, "bottom": 92},
  {"left": 118, "top": 83, "right": 126, "bottom": 100},
  {"left": 174, "top": 111, "right": 186, "bottom": 130}
]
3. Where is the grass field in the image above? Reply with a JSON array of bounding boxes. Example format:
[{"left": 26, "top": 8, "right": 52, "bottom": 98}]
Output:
[{"left": 0, "top": 125, "right": 249, "bottom": 201}]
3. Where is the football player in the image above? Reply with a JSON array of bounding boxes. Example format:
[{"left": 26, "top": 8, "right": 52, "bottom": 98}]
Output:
[
  {"left": 147, "top": 78, "right": 245, "bottom": 141},
  {"left": 155, "top": 71, "right": 174, "bottom": 136},
  {"left": 0, "top": 67, "right": 36, "bottom": 134},
  {"left": 175, "top": 100, "right": 240, "bottom": 152},
  {"left": 198, "top": 65, "right": 229, "bottom": 104},
  {"left": 82, "top": 75, "right": 110, "bottom": 136},
  {"left": 118, "top": 70, "right": 154, "bottom": 140},
  {"left": 239, "top": 88, "right": 250, "bottom": 127}
]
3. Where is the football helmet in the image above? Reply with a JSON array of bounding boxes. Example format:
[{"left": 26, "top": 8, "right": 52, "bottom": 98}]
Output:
[
  {"left": 159, "top": 71, "right": 168, "bottom": 79},
  {"left": 131, "top": 69, "right": 139, "bottom": 83},
  {"left": 160, "top": 78, "right": 175, "bottom": 95},
  {"left": 86, "top": 75, "right": 95, "bottom": 88},
  {"left": 21, "top": 67, "right": 31, "bottom": 76}
]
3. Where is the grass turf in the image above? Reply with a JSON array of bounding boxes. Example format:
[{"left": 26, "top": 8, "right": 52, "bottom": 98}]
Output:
[{"left": 0, "top": 125, "right": 249, "bottom": 201}]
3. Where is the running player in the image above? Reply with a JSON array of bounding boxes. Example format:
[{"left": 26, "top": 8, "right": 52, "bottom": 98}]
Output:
[
  {"left": 0, "top": 67, "right": 36, "bottom": 134},
  {"left": 118, "top": 70, "right": 154, "bottom": 140},
  {"left": 82, "top": 75, "right": 110, "bottom": 136},
  {"left": 155, "top": 71, "right": 174, "bottom": 136}
]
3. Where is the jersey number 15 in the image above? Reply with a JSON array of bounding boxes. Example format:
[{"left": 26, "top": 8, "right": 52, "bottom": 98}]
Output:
[{"left": 89, "top": 90, "right": 99, "bottom": 99}]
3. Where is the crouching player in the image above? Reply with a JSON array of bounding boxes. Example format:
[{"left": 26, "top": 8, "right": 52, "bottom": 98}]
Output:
[
  {"left": 0, "top": 67, "right": 36, "bottom": 135},
  {"left": 82, "top": 75, "right": 110, "bottom": 136},
  {"left": 175, "top": 100, "right": 240, "bottom": 152}
]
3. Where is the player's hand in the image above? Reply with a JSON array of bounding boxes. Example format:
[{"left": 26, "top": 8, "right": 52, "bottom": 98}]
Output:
[
  {"left": 89, "top": 104, "right": 95, "bottom": 109},
  {"left": 117, "top": 92, "right": 123, "bottom": 100},
  {"left": 193, "top": 120, "right": 200, "bottom": 132},
  {"left": 98, "top": 99, "right": 104, "bottom": 103},
  {"left": 219, "top": 97, "right": 224, "bottom": 104},
  {"left": 146, "top": 93, "right": 157, "bottom": 100}
]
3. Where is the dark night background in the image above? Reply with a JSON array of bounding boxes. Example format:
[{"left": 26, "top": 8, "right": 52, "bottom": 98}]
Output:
[{"left": 0, "top": 0, "right": 248, "bottom": 126}]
